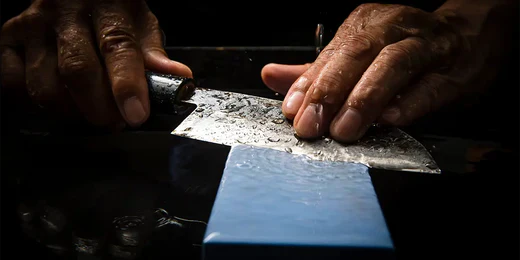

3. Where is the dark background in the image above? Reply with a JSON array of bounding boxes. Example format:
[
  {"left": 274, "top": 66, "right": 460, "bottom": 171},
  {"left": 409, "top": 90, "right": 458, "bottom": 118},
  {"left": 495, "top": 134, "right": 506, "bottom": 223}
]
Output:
[
  {"left": 1, "top": 0, "right": 517, "bottom": 142},
  {"left": 1, "top": 1, "right": 519, "bottom": 259},
  {"left": 145, "top": 1, "right": 445, "bottom": 46},
  {"left": 2, "top": 1, "right": 446, "bottom": 46}
]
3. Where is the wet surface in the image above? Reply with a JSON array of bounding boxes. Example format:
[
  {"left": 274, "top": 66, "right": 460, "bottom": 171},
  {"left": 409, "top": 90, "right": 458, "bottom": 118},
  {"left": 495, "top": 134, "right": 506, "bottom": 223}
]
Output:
[
  {"left": 2, "top": 132, "right": 230, "bottom": 259},
  {"left": 2, "top": 128, "right": 517, "bottom": 260},
  {"left": 1, "top": 47, "right": 518, "bottom": 259},
  {"left": 203, "top": 145, "right": 394, "bottom": 259},
  {"left": 172, "top": 87, "right": 439, "bottom": 173}
]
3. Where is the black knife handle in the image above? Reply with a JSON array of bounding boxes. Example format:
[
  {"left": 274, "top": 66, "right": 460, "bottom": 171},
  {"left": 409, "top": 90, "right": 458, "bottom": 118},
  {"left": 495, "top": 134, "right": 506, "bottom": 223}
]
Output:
[{"left": 145, "top": 71, "right": 197, "bottom": 114}]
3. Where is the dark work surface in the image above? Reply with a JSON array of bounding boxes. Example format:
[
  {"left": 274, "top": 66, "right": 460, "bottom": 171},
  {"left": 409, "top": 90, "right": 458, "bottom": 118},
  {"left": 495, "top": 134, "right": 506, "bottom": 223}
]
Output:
[
  {"left": 1, "top": 123, "right": 518, "bottom": 260},
  {"left": 1, "top": 48, "right": 518, "bottom": 259}
]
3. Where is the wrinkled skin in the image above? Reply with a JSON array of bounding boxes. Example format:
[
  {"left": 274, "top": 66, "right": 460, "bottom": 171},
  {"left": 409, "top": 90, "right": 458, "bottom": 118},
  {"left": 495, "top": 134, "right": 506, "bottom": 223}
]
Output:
[
  {"left": 1, "top": 1, "right": 514, "bottom": 140},
  {"left": 0, "top": 0, "right": 192, "bottom": 129},
  {"left": 261, "top": 2, "right": 510, "bottom": 143}
]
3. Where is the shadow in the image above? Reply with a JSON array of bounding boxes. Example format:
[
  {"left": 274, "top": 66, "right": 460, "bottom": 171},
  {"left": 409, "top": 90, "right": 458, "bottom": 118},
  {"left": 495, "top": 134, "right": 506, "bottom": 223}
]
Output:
[{"left": 2, "top": 132, "right": 230, "bottom": 259}]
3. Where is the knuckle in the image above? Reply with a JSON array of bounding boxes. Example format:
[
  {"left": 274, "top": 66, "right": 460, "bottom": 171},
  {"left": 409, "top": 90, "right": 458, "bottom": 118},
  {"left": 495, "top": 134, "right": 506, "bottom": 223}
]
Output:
[
  {"left": 342, "top": 3, "right": 381, "bottom": 31},
  {"left": 380, "top": 44, "right": 410, "bottom": 59},
  {"left": 98, "top": 27, "right": 138, "bottom": 54},
  {"left": 140, "top": 13, "right": 166, "bottom": 48},
  {"left": 355, "top": 3, "right": 377, "bottom": 13},
  {"left": 338, "top": 33, "right": 376, "bottom": 60},
  {"left": 354, "top": 83, "right": 380, "bottom": 100},
  {"left": 56, "top": 27, "right": 83, "bottom": 44},
  {"left": 145, "top": 12, "right": 160, "bottom": 31},
  {"left": 1, "top": 16, "right": 20, "bottom": 33},
  {"left": 310, "top": 74, "right": 345, "bottom": 104},
  {"left": 21, "top": 8, "right": 46, "bottom": 27},
  {"left": 418, "top": 74, "right": 445, "bottom": 107},
  {"left": 393, "top": 5, "right": 409, "bottom": 15},
  {"left": 319, "top": 47, "right": 336, "bottom": 58},
  {"left": 337, "top": 21, "right": 352, "bottom": 33},
  {"left": 389, "top": 5, "right": 416, "bottom": 17},
  {"left": 378, "top": 43, "right": 414, "bottom": 69},
  {"left": 59, "top": 54, "right": 95, "bottom": 78},
  {"left": 348, "top": 86, "right": 378, "bottom": 111}
]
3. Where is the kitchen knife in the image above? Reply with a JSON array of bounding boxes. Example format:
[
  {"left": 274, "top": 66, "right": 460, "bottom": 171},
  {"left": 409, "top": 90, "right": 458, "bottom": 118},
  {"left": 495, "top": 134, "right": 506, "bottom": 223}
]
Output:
[{"left": 146, "top": 71, "right": 441, "bottom": 174}]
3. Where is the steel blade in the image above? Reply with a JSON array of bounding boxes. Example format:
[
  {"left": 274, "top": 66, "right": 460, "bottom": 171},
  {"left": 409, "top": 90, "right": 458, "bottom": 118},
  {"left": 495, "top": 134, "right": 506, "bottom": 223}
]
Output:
[{"left": 172, "top": 88, "right": 441, "bottom": 174}]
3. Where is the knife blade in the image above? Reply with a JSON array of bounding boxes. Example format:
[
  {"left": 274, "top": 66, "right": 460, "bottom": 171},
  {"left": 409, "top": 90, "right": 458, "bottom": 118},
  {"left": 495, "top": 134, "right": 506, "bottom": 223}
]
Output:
[{"left": 146, "top": 71, "right": 441, "bottom": 174}]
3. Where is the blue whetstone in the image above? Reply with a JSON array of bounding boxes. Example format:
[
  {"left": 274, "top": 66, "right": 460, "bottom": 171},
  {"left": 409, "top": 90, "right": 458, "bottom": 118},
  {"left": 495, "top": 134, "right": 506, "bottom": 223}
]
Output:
[{"left": 202, "top": 145, "right": 395, "bottom": 260}]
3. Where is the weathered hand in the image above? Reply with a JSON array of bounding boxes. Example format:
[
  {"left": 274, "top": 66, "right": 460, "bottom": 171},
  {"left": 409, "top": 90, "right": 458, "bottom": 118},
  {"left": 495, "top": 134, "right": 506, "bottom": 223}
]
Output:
[
  {"left": 1, "top": 0, "right": 192, "bottom": 129},
  {"left": 261, "top": 2, "right": 503, "bottom": 143}
]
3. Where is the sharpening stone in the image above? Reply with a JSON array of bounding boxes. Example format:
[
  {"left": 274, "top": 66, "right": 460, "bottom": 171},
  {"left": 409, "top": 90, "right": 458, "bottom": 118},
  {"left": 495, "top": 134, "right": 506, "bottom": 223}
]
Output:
[{"left": 202, "top": 145, "right": 395, "bottom": 260}]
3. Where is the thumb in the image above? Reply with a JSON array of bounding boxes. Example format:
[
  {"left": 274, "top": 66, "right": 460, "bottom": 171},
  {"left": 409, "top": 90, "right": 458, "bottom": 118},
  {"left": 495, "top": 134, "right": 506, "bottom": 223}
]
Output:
[
  {"left": 139, "top": 20, "right": 192, "bottom": 77},
  {"left": 261, "top": 63, "right": 311, "bottom": 95},
  {"left": 143, "top": 50, "right": 193, "bottom": 78}
]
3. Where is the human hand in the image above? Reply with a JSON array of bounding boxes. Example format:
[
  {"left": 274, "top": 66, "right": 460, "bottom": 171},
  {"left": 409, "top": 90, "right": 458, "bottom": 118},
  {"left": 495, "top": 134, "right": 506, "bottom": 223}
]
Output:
[
  {"left": 1, "top": 0, "right": 192, "bottom": 129},
  {"left": 261, "top": 2, "right": 500, "bottom": 143}
]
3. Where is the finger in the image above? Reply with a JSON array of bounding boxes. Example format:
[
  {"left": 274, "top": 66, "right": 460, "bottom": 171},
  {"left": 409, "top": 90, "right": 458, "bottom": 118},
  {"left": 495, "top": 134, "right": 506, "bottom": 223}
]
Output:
[
  {"left": 280, "top": 35, "right": 356, "bottom": 120},
  {"left": 0, "top": 17, "right": 25, "bottom": 95},
  {"left": 1, "top": 47, "right": 25, "bottom": 95},
  {"left": 260, "top": 63, "right": 311, "bottom": 95},
  {"left": 329, "top": 37, "right": 434, "bottom": 142},
  {"left": 136, "top": 3, "right": 192, "bottom": 78},
  {"left": 378, "top": 27, "right": 462, "bottom": 126},
  {"left": 379, "top": 73, "right": 461, "bottom": 126},
  {"left": 292, "top": 25, "right": 405, "bottom": 138},
  {"left": 55, "top": 0, "right": 123, "bottom": 127},
  {"left": 93, "top": 0, "right": 149, "bottom": 127},
  {"left": 25, "top": 41, "right": 71, "bottom": 115},
  {"left": 280, "top": 4, "right": 402, "bottom": 121},
  {"left": 20, "top": 7, "right": 71, "bottom": 114},
  {"left": 280, "top": 54, "right": 327, "bottom": 120}
]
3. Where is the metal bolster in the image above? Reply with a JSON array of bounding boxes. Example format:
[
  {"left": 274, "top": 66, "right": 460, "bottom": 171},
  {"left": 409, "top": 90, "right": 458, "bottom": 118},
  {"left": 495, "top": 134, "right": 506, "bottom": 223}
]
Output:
[{"left": 145, "top": 71, "right": 197, "bottom": 114}]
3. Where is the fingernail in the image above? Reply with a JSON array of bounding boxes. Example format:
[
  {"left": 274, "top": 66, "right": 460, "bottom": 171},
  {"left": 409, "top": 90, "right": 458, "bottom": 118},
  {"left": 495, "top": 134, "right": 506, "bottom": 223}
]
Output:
[
  {"left": 295, "top": 103, "right": 323, "bottom": 138},
  {"left": 381, "top": 107, "right": 401, "bottom": 123},
  {"left": 331, "top": 109, "right": 362, "bottom": 141},
  {"left": 284, "top": 91, "right": 305, "bottom": 115},
  {"left": 123, "top": 97, "right": 146, "bottom": 126}
]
